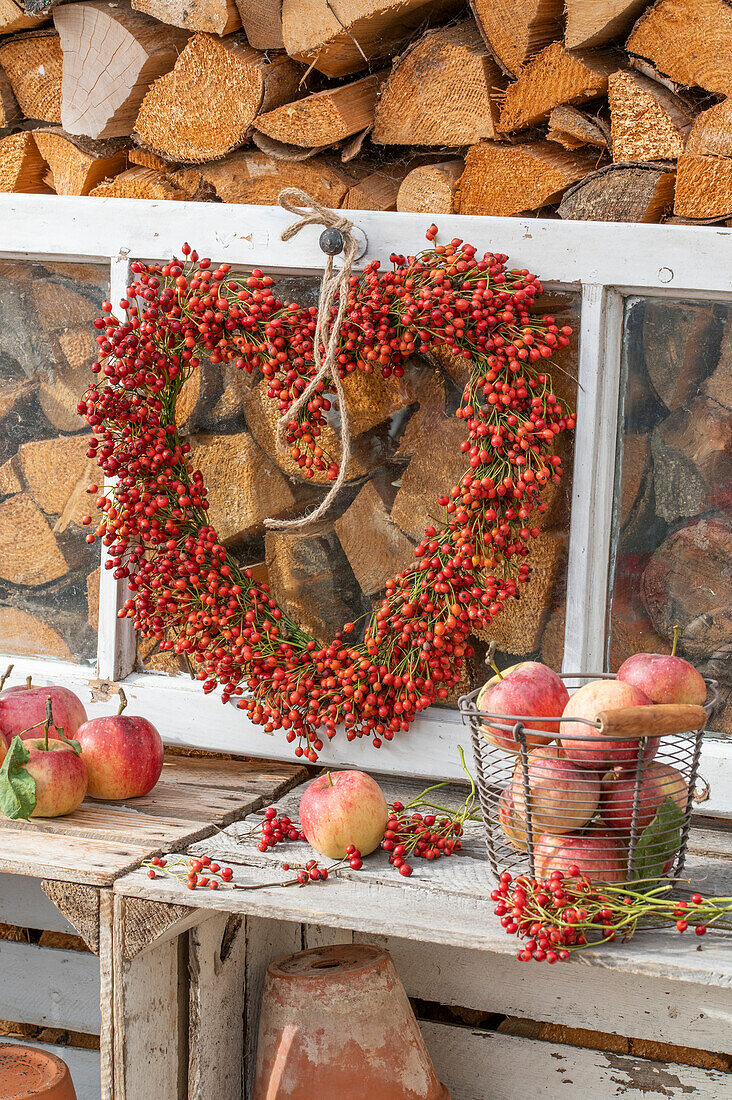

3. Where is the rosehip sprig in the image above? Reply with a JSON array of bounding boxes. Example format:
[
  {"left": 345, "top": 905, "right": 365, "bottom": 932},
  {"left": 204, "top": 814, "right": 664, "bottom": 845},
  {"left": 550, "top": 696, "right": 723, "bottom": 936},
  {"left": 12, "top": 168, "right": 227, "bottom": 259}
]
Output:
[
  {"left": 144, "top": 853, "right": 234, "bottom": 891},
  {"left": 492, "top": 869, "right": 732, "bottom": 963}
]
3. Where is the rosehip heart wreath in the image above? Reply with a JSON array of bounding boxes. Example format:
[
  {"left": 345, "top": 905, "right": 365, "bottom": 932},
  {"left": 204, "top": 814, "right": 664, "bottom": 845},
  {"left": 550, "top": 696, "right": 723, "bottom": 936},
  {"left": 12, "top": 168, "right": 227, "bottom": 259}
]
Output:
[{"left": 78, "top": 202, "right": 575, "bottom": 762}]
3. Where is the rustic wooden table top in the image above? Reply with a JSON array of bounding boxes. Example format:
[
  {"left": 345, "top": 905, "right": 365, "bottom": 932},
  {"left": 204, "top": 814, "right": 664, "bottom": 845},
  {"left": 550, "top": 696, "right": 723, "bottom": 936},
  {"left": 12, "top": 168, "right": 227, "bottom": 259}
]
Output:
[
  {"left": 113, "top": 777, "right": 732, "bottom": 986},
  {"left": 0, "top": 754, "right": 307, "bottom": 885}
]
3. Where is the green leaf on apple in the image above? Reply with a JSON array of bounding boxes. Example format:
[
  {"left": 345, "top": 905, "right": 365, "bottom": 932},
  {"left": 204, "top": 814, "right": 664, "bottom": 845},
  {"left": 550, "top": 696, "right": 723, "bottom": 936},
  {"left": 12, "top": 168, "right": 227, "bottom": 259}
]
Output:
[
  {"left": 0, "top": 736, "right": 36, "bottom": 820},
  {"left": 53, "top": 725, "right": 82, "bottom": 756},
  {"left": 632, "top": 797, "right": 685, "bottom": 885}
]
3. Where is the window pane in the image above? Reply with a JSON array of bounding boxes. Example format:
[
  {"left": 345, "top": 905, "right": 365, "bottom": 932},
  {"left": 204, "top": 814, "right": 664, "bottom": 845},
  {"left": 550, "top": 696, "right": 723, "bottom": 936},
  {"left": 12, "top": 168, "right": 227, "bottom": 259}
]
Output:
[
  {"left": 609, "top": 296, "right": 731, "bottom": 733},
  {"left": 138, "top": 279, "right": 579, "bottom": 703},
  {"left": 0, "top": 260, "right": 107, "bottom": 665}
]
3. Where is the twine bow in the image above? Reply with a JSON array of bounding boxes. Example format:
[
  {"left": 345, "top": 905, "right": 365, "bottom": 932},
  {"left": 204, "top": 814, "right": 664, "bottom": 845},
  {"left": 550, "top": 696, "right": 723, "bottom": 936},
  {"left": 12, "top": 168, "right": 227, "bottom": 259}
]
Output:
[{"left": 264, "top": 188, "right": 359, "bottom": 531}]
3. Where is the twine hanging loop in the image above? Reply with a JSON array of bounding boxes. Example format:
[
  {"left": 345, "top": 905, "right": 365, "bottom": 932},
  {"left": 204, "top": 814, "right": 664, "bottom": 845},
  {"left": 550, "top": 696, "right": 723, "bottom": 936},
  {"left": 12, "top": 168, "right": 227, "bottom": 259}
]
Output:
[{"left": 264, "top": 189, "right": 359, "bottom": 532}]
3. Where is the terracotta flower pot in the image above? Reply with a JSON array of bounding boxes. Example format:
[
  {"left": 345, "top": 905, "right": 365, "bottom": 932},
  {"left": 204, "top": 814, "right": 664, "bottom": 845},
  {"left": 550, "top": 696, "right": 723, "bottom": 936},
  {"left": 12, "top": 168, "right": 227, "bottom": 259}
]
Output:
[
  {"left": 0, "top": 1044, "right": 77, "bottom": 1100},
  {"left": 253, "top": 943, "right": 450, "bottom": 1100}
]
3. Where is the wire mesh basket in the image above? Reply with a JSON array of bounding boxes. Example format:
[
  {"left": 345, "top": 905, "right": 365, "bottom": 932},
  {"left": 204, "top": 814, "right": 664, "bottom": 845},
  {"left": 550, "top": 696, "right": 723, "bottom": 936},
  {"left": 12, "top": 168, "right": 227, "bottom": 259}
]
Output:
[{"left": 459, "top": 673, "right": 718, "bottom": 885}]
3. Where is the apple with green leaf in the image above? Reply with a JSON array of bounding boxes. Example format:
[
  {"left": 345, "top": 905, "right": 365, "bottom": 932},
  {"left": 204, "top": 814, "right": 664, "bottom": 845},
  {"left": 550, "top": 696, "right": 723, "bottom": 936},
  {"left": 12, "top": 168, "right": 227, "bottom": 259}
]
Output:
[
  {"left": 0, "top": 665, "right": 87, "bottom": 744},
  {"left": 0, "top": 697, "right": 87, "bottom": 819}
]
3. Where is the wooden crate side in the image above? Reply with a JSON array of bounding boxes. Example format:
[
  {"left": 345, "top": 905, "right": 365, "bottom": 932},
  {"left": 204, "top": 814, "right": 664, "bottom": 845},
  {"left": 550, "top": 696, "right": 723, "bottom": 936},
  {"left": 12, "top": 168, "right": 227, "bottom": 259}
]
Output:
[
  {"left": 420, "top": 1021, "right": 730, "bottom": 1099},
  {"left": 0, "top": 939, "right": 101, "bottom": 1033},
  {"left": 0, "top": 873, "right": 76, "bottom": 935}
]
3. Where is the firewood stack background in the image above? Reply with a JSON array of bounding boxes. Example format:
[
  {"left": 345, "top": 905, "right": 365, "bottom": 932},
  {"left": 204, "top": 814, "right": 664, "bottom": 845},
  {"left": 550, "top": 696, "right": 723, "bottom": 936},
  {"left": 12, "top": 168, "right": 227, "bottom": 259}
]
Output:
[{"left": 0, "top": 0, "right": 729, "bottom": 221}]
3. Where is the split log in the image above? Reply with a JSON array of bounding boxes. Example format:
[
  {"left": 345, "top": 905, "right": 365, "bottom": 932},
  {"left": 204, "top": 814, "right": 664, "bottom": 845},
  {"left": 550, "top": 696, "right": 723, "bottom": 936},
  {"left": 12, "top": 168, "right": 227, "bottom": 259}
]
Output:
[
  {"left": 558, "top": 162, "right": 675, "bottom": 222},
  {"left": 686, "top": 98, "right": 732, "bottom": 159},
  {"left": 539, "top": 600, "right": 565, "bottom": 666},
  {"left": 394, "top": 363, "right": 448, "bottom": 459},
  {"left": 233, "top": 0, "right": 282, "bottom": 48},
  {"left": 565, "top": 0, "right": 651, "bottom": 49},
  {"left": 675, "top": 154, "right": 732, "bottom": 218},
  {"left": 372, "top": 21, "right": 505, "bottom": 146},
  {"left": 472, "top": 532, "right": 566, "bottom": 656},
  {"left": 650, "top": 396, "right": 732, "bottom": 522},
  {"left": 54, "top": 2, "right": 190, "bottom": 139},
  {"left": 0, "top": 455, "right": 21, "bottom": 496},
  {"left": 0, "top": 380, "right": 35, "bottom": 422},
  {"left": 456, "top": 141, "right": 596, "bottom": 216},
  {"left": 0, "top": 131, "right": 50, "bottom": 192},
  {"left": 132, "top": 0, "right": 241, "bottom": 34},
  {"left": 128, "top": 147, "right": 172, "bottom": 171},
  {"left": 497, "top": 42, "right": 618, "bottom": 132},
  {"left": 335, "top": 481, "right": 414, "bottom": 596},
  {"left": 0, "top": 29, "right": 61, "bottom": 122},
  {"left": 189, "top": 432, "right": 295, "bottom": 543},
  {"left": 642, "top": 299, "right": 722, "bottom": 410},
  {"left": 396, "top": 159, "right": 463, "bottom": 213},
  {"left": 0, "top": 607, "right": 73, "bottom": 661},
  {"left": 703, "top": 314, "right": 732, "bottom": 410},
  {"left": 135, "top": 34, "right": 301, "bottom": 162},
  {"left": 86, "top": 566, "right": 100, "bottom": 628},
  {"left": 255, "top": 72, "right": 385, "bottom": 149},
  {"left": 626, "top": 0, "right": 732, "bottom": 97},
  {"left": 641, "top": 518, "right": 732, "bottom": 660},
  {"left": 338, "top": 361, "right": 428, "bottom": 436},
  {"left": 88, "top": 166, "right": 185, "bottom": 199},
  {"left": 265, "top": 523, "right": 365, "bottom": 644},
  {"left": 281, "top": 0, "right": 462, "bottom": 78},
  {"left": 469, "top": 0, "right": 563, "bottom": 77},
  {"left": 341, "top": 164, "right": 406, "bottom": 211},
  {"left": 171, "top": 150, "right": 356, "bottom": 205},
  {"left": 391, "top": 416, "right": 467, "bottom": 540},
  {"left": 13, "top": 435, "right": 94, "bottom": 523},
  {"left": 547, "top": 105, "right": 609, "bottom": 149},
  {"left": 0, "top": 0, "right": 48, "bottom": 33},
  {"left": 32, "top": 129, "right": 127, "bottom": 195},
  {"left": 40, "top": 326, "right": 97, "bottom": 430},
  {"left": 0, "top": 494, "right": 68, "bottom": 585},
  {"left": 30, "top": 279, "right": 98, "bottom": 332},
  {"left": 0, "top": 70, "right": 21, "bottom": 127},
  {"left": 608, "top": 71, "right": 693, "bottom": 161}
]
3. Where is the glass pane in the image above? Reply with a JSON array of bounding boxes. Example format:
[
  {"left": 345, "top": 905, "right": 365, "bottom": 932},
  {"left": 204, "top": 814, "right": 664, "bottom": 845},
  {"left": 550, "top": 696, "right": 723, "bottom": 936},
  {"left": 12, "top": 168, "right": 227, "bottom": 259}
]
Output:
[
  {"left": 609, "top": 296, "right": 731, "bottom": 733},
  {"left": 138, "top": 278, "right": 579, "bottom": 705},
  {"left": 0, "top": 260, "right": 107, "bottom": 665}
]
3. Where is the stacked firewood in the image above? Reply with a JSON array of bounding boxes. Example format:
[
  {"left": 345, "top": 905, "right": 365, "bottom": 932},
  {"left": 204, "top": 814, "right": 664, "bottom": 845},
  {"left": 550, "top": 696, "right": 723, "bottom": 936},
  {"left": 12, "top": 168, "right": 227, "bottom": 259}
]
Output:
[{"left": 0, "top": 0, "right": 730, "bottom": 220}]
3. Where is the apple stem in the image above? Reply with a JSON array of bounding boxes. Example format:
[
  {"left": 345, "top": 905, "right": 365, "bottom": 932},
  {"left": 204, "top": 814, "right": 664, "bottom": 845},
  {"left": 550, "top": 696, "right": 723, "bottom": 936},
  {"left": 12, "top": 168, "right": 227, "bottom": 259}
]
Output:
[
  {"left": 117, "top": 689, "right": 128, "bottom": 716},
  {"left": 326, "top": 771, "right": 334, "bottom": 787},
  {"left": 0, "top": 664, "right": 13, "bottom": 691},
  {"left": 485, "top": 641, "right": 504, "bottom": 680},
  {"left": 43, "top": 696, "right": 53, "bottom": 752},
  {"left": 25, "top": 676, "right": 32, "bottom": 689},
  {"left": 671, "top": 625, "right": 680, "bottom": 657}
]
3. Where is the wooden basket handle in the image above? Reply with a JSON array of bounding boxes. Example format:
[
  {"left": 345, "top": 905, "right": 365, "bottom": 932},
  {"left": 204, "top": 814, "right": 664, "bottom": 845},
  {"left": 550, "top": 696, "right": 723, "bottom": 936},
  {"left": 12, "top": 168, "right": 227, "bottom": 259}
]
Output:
[{"left": 596, "top": 704, "right": 707, "bottom": 737}]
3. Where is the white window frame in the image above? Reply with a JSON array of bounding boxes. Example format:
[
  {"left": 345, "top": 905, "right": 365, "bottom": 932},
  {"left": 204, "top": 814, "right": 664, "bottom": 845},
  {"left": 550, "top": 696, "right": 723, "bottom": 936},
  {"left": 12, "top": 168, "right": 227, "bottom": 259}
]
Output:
[{"left": 0, "top": 196, "right": 729, "bottom": 811}]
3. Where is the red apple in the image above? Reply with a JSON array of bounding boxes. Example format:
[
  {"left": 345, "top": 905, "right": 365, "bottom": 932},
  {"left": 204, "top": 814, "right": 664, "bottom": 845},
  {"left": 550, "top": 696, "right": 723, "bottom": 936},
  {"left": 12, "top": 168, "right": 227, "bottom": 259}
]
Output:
[
  {"left": 75, "top": 691, "right": 164, "bottom": 800},
  {"left": 299, "top": 770, "right": 388, "bottom": 859},
  {"left": 22, "top": 737, "right": 88, "bottom": 817},
  {"left": 616, "top": 652, "right": 707, "bottom": 707},
  {"left": 601, "top": 762, "right": 688, "bottom": 833},
  {"left": 560, "top": 679, "right": 656, "bottom": 771},
  {"left": 497, "top": 786, "right": 527, "bottom": 851},
  {"left": 534, "top": 830, "right": 627, "bottom": 883},
  {"left": 477, "top": 661, "right": 569, "bottom": 753},
  {"left": 0, "top": 684, "right": 87, "bottom": 743},
  {"left": 511, "top": 745, "right": 601, "bottom": 835}
]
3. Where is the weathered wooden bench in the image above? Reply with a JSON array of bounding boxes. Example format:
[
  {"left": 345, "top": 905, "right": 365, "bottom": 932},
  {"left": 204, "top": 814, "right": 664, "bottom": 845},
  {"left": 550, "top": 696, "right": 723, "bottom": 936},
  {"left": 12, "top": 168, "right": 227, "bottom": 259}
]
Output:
[
  {"left": 110, "top": 777, "right": 732, "bottom": 1100},
  {"left": 0, "top": 753, "right": 306, "bottom": 1099}
]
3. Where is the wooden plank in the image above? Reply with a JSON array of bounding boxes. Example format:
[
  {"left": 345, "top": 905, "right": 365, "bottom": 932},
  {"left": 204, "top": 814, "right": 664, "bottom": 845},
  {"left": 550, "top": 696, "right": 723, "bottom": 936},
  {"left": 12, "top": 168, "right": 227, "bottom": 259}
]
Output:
[
  {"left": 0, "top": 830, "right": 152, "bottom": 885},
  {"left": 188, "top": 913, "right": 247, "bottom": 1100},
  {"left": 352, "top": 933, "right": 732, "bottom": 1053},
  {"left": 0, "top": 939, "right": 101, "bottom": 1033},
  {"left": 0, "top": 804, "right": 208, "bottom": 846},
  {"left": 419, "top": 1020, "right": 731, "bottom": 1100},
  {"left": 244, "top": 916, "right": 303, "bottom": 1097},
  {"left": 98, "top": 891, "right": 114, "bottom": 1100},
  {"left": 0, "top": 1039, "right": 101, "bottom": 1100},
  {"left": 41, "top": 880, "right": 100, "bottom": 952},
  {"left": 112, "top": 894, "right": 183, "bottom": 1100},
  {"left": 0, "top": 872, "right": 76, "bottom": 934}
]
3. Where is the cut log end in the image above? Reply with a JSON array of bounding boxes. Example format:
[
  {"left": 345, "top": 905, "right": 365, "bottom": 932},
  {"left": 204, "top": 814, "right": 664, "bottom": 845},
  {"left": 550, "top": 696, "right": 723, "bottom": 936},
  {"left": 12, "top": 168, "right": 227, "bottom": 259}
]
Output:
[
  {"left": 396, "top": 159, "right": 463, "bottom": 213},
  {"left": 135, "top": 35, "right": 301, "bottom": 162},
  {"left": 675, "top": 154, "right": 732, "bottom": 219},
  {"left": 32, "top": 129, "right": 127, "bottom": 195},
  {"left": 497, "top": 42, "right": 618, "bottom": 133},
  {"left": 456, "top": 141, "right": 597, "bottom": 217},
  {"left": 626, "top": 0, "right": 732, "bottom": 98},
  {"left": 470, "top": 0, "right": 564, "bottom": 77},
  {"left": 373, "top": 21, "right": 504, "bottom": 147},
  {"left": 88, "top": 166, "right": 185, "bottom": 200},
  {"left": 131, "top": 0, "right": 241, "bottom": 35},
  {"left": 255, "top": 72, "right": 385, "bottom": 149},
  {"left": 608, "top": 70, "right": 694, "bottom": 163},
  {"left": 547, "top": 105, "right": 609, "bottom": 150},
  {"left": 0, "top": 29, "right": 62, "bottom": 123},
  {"left": 565, "top": 0, "right": 651, "bottom": 50},
  {"left": 0, "top": 131, "right": 51, "bottom": 193},
  {"left": 171, "top": 150, "right": 356, "bottom": 205}
]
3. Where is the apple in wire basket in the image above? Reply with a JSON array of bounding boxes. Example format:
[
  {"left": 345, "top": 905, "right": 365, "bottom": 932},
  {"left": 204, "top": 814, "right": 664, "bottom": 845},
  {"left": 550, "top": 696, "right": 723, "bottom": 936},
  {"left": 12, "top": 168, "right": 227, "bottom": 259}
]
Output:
[{"left": 476, "top": 661, "right": 569, "bottom": 753}]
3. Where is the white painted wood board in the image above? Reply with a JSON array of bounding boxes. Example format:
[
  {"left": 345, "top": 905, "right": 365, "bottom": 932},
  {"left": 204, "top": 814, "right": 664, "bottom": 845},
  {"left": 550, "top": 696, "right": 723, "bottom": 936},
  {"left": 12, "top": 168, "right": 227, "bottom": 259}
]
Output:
[
  {"left": 0, "top": 873, "right": 77, "bottom": 934},
  {"left": 420, "top": 1021, "right": 731, "bottom": 1100},
  {"left": 188, "top": 913, "right": 247, "bottom": 1100},
  {"left": 0, "top": 1038, "right": 101, "bottom": 1100},
  {"left": 0, "top": 940, "right": 101, "bottom": 1033}
]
